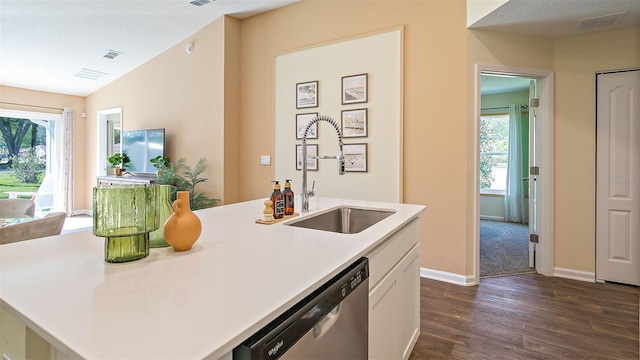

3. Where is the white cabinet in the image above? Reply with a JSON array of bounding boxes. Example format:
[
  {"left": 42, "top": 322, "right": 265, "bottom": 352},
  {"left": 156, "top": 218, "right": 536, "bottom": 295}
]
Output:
[{"left": 367, "top": 219, "right": 420, "bottom": 360}]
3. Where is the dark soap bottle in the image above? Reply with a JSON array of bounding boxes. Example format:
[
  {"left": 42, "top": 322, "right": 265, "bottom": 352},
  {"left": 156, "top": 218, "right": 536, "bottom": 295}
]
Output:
[
  {"left": 270, "top": 181, "right": 284, "bottom": 219},
  {"left": 283, "top": 179, "right": 294, "bottom": 216}
]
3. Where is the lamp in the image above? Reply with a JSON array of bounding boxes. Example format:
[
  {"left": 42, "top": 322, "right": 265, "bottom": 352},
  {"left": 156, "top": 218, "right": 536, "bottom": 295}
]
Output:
[{"left": 93, "top": 185, "right": 159, "bottom": 263}]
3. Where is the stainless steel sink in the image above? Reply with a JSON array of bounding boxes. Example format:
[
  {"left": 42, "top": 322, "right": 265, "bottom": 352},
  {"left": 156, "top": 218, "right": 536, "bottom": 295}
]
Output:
[{"left": 285, "top": 206, "right": 395, "bottom": 234}]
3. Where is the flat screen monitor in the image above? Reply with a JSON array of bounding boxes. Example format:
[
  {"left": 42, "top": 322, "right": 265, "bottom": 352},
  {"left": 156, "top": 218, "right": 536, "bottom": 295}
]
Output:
[{"left": 122, "top": 128, "right": 165, "bottom": 175}]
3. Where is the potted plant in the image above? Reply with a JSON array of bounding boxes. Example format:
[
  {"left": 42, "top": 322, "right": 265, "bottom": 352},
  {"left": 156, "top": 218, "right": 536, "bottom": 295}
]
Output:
[
  {"left": 108, "top": 152, "right": 130, "bottom": 176},
  {"left": 150, "top": 155, "right": 170, "bottom": 171},
  {"left": 151, "top": 156, "right": 219, "bottom": 210}
]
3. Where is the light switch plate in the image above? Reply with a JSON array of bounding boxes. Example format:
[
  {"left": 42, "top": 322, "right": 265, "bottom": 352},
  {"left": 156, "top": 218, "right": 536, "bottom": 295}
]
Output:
[{"left": 260, "top": 155, "right": 271, "bottom": 165}]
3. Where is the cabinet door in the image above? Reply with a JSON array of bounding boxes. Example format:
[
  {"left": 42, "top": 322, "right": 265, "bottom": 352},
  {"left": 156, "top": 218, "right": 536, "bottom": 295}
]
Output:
[
  {"left": 369, "top": 243, "right": 420, "bottom": 360},
  {"left": 369, "top": 269, "right": 398, "bottom": 359},
  {"left": 398, "top": 244, "right": 420, "bottom": 360}
]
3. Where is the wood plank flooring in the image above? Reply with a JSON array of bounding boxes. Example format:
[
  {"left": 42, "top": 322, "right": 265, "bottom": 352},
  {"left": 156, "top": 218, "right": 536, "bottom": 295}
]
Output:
[{"left": 409, "top": 274, "right": 639, "bottom": 359}]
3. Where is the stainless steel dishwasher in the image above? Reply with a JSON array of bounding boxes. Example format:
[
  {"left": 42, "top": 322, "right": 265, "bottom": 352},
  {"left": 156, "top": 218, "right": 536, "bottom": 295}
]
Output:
[{"left": 233, "top": 257, "right": 369, "bottom": 360}]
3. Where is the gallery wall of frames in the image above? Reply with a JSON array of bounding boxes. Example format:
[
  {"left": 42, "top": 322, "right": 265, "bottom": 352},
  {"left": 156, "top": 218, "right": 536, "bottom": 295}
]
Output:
[{"left": 274, "top": 28, "right": 402, "bottom": 202}]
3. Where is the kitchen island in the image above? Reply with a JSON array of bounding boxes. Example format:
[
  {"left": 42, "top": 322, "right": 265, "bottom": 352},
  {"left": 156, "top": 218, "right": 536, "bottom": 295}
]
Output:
[{"left": 0, "top": 197, "right": 425, "bottom": 359}]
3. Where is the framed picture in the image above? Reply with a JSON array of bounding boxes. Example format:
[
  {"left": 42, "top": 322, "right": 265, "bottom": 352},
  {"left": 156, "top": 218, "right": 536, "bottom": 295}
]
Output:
[
  {"left": 296, "top": 144, "right": 318, "bottom": 171},
  {"left": 343, "top": 143, "right": 367, "bottom": 172},
  {"left": 296, "top": 81, "right": 318, "bottom": 109},
  {"left": 296, "top": 113, "right": 318, "bottom": 140},
  {"left": 341, "top": 108, "right": 367, "bottom": 138},
  {"left": 342, "top": 73, "right": 368, "bottom": 105}
]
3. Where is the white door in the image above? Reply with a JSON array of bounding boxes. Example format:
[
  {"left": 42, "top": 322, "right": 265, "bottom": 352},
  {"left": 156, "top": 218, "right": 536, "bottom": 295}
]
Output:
[
  {"left": 528, "top": 80, "right": 537, "bottom": 268},
  {"left": 596, "top": 69, "right": 640, "bottom": 286}
]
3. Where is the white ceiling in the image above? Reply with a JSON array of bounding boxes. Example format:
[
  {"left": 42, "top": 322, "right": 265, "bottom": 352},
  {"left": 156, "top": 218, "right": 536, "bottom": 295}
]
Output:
[
  {"left": 470, "top": 0, "right": 640, "bottom": 38},
  {"left": 0, "top": 0, "right": 298, "bottom": 97},
  {"left": 1, "top": 0, "right": 638, "bottom": 97}
]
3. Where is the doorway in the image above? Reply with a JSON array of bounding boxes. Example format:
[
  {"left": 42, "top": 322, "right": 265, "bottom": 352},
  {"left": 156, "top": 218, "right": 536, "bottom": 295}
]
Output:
[
  {"left": 0, "top": 109, "right": 61, "bottom": 209},
  {"left": 97, "top": 107, "right": 122, "bottom": 176},
  {"left": 479, "top": 73, "right": 534, "bottom": 277},
  {"left": 474, "top": 64, "right": 554, "bottom": 285}
]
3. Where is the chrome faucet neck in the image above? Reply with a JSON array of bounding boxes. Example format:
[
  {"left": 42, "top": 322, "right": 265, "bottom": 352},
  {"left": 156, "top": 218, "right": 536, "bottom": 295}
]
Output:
[{"left": 301, "top": 116, "right": 345, "bottom": 212}]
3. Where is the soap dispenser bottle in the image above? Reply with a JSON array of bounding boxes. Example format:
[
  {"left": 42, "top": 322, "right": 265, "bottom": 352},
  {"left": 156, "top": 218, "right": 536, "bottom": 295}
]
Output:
[
  {"left": 283, "top": 179, "right": 294, "bottom": 216},
  {"left": 270, "top": 181, "right": 284, "bottom": 219}
]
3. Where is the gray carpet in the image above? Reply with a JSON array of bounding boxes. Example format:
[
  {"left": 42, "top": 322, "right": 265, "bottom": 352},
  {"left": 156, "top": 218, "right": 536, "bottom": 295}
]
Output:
[{"left": 480, "top": 220, "right": 535, "bottom": 278}]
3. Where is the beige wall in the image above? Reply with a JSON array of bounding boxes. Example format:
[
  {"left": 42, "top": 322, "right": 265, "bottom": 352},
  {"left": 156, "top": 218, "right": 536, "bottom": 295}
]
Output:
[
  {"left": 0, "top": 85, "right": 86, "bottom": 212},
  {"left": 240, "top": 0, "right": 469, "bottom": 275},
  {"left": 85, "top": 16, "right": 241, "bottom": 210},
  {"left": 223, "top": 17, "right": 241, "bottom": 205},
  {"left": 553, "top": 26, "right": 640, "bottom": 272}
]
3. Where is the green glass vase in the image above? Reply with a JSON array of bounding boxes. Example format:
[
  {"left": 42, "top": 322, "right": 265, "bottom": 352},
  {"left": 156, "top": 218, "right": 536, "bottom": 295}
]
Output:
[
  {"left": 149, "top": 184, "right": 172, "bottom": 248},
  {"left": 93, "top": 185, "right": 159, "bottom": 263}
]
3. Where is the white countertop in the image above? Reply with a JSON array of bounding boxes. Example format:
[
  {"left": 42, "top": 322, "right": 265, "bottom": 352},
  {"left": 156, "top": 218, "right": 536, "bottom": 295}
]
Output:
[{"left": 0, "top": 197, "right": 425, "bottom": 359}]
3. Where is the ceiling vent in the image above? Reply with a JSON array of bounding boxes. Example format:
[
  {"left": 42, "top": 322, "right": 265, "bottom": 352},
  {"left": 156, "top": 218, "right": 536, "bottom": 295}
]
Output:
[
  {"left": 578, "top": 12, "right": 627, "bottom": 30},
  {"left": 75, "top": 68, "right": 108, "bottom": 80},
  {"left": 103, "top": 50, "right": 122, "bottom": 60},
  {"left": 189, "top": 0, "right": 212, "bottom": 6}
]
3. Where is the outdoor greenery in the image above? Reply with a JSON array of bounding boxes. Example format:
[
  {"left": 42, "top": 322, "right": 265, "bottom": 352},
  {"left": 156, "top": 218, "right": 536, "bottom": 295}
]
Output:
[
  {"left": 153, "top": 156, "right": 219, "bottom": 210},
  {"left": 0, "top": 172, "right": 40, "bottom": 199},
  {"left": 480, "top": 116, "right": 509, "bottom": 189},
  {"left": 0, "top": 117, "right": 46, "bottom": 168},
  {"left": 9, "top": 148, "right": 45, "bottom": 183}
]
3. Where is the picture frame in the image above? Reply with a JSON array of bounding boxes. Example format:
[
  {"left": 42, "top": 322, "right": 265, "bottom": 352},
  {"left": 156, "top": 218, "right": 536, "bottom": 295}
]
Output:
[
  {"left": 343, "top": 143, "right": 367, "bottom": 172},
  {"left": 296, "top": 80, "right": 318, "bottom": 109},
  {"left": 341, "top": 73, "right": 368, "bottom": 105},
  {"left": 341, "top": 108, "right": 368, "bottom": 138},
  {"left": 296, "top": 144, "right": 318, "bottom": 171},
  {"left": 296, "top": 113, "right": 318, "bottom": 140}
]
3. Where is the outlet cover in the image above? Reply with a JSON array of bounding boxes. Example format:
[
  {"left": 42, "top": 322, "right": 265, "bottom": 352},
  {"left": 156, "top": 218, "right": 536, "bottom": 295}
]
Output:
[{"left": 260, "top": 155, "right": 271, "bottom": 165}]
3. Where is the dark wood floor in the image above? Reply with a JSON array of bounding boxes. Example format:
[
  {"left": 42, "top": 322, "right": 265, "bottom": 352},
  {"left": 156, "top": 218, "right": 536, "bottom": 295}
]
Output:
[{"left": 409, "top": 273, "right": 639, "bottom": 359}]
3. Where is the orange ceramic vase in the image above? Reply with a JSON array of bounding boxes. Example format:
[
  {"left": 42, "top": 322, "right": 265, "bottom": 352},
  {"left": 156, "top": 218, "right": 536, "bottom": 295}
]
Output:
[{"left": 163, "top": 191, "right": 202, "bottom": 251}]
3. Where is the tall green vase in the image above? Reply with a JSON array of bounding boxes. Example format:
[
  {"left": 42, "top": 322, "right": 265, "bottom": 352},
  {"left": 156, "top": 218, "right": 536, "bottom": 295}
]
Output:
[
  {"left": 149, "top": 185, "right": 172, "bottom": 248},
  {"left": 93, "top": 185, "right": 159, "bottom": 263}
]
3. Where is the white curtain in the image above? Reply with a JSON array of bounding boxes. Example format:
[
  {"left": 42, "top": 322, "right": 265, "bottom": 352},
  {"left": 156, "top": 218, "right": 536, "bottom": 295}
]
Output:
[
  {"left": 504, "top": 104, "right": 527, "bottom": 224},
  {"left": 56, "top": 107, "right": 74, "bottom": 216}
]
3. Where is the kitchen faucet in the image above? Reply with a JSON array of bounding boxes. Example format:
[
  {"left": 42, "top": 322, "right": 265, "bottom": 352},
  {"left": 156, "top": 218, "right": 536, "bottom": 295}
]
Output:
[{"left": 301, "top": 115, "right": 345, "bottom": 212}]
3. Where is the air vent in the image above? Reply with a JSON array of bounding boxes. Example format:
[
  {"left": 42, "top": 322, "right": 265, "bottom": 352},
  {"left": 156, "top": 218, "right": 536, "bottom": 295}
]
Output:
[
  {"left": 103, "top": 50, "right": 122, "bottom": 60},
  {"left": 578, "top": 12, "right": 627, "bottom": 30},
  {"left": 75, "top": 68, "right": 108, "bottom": 80},
  {"left": 189, "top": 0, "right": 212, "bottom": 6}
]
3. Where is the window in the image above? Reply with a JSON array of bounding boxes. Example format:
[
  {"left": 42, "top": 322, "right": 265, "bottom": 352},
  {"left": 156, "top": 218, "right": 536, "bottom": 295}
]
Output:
[{"left": 480, "top": 114, "right": 509, "bottom": 193}]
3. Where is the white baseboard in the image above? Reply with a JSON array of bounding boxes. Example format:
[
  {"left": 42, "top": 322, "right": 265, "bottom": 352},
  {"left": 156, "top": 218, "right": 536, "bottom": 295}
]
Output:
[
  {"left": 420, "top": 268, "right": 476, "bottom": 286},
  {"left": 71, "top": 209, "right": 92, "bottom": 216},
  {"left": 480, "top": 215, "right": 503, "bottom": 221},
  {"left": 421, "top": 267, "right": 597, "bottom": 286},
  {"left": 553, "top": 267, "right": 596, "bottom": 283}
]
